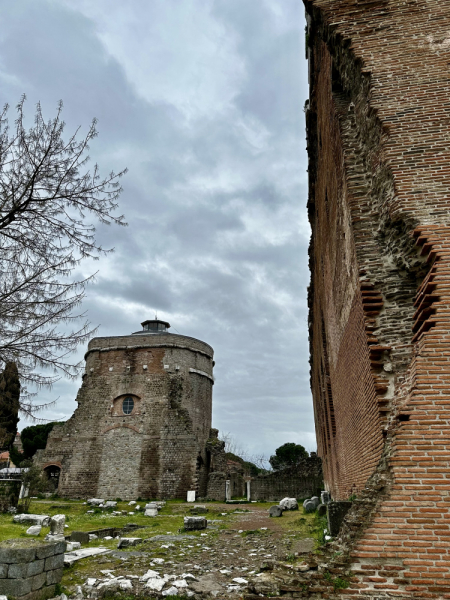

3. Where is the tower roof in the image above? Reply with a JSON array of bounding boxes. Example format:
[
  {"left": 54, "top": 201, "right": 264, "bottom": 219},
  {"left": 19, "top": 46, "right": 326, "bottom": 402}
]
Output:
[{"left": 133, "top": 319, "right": 171, "bottom": 335}]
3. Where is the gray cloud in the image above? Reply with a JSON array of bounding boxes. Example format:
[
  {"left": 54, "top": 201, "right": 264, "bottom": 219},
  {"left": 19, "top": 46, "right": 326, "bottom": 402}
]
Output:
[{"left": 0, "top": 0, "right": 313, "bottom": 459}]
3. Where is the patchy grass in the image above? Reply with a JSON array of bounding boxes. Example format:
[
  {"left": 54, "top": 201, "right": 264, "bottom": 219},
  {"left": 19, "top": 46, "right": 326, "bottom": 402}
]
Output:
[{"left": 0, "top": 499, "right": 188, "bottom": 542}]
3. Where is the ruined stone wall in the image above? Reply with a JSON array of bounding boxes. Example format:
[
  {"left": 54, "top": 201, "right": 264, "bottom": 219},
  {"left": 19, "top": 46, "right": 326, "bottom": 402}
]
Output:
[
  {"left": 306, "top": 0, "right": 450, "bottom": 596},
  {"left": 37, "top": 332, "right": 214, "bottom": 500},
  {"left": 250, "top": 456, "right": 323, "bottom": 502}
]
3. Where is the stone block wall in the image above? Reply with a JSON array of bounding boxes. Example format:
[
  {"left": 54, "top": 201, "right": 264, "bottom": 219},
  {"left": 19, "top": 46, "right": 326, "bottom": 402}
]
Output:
[
  {"left": 250, "top": 456, "right": 323, "bottom": 502},
  {"left": 0, "top": 538, "right": 65, "bottom": 600},
  {"left": 305, "top": 0, "right": 450, "bottom": 596},
  {"left": 37, "top": 330, "right": 214, "bottom": 500}
]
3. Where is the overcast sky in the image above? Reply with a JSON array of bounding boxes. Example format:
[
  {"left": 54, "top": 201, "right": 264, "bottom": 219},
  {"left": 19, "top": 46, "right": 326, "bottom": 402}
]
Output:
[{"left": 1, "top": 0, "right": 313, "bottom": 461}]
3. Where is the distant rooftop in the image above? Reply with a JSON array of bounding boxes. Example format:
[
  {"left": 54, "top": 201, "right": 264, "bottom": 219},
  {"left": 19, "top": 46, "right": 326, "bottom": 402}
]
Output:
[{"left": 132, "top": 319, "right": 171, "bottom": 335}]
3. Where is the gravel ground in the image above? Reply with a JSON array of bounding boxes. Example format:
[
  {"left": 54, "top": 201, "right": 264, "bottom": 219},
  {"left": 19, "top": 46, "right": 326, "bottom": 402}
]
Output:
[{"left": 62, "top": 503, "right": 317, "bottom": 599}]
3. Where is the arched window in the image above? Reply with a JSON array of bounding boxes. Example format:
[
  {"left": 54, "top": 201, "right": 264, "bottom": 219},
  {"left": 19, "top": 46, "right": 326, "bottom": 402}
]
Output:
[{"left": 122, "top": 396, "right": 134, "bottom": 415}]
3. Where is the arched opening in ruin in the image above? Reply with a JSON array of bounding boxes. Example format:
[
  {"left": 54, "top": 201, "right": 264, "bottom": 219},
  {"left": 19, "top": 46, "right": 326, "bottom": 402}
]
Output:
[{"left": 44, "top": 464, "right": 61, "bottom": 491}]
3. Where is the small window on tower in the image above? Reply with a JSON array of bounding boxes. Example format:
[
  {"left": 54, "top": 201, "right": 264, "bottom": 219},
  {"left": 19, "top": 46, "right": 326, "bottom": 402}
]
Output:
[{"left": 122, "top": 396, "right": 134, "bottom": 415}]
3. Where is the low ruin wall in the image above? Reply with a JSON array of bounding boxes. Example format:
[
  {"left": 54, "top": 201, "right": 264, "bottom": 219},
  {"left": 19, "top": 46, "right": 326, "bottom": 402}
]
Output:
[
  {"left": 250, "top": 457, "right": 323, "bottom": 502},
  {"left": 0, "top": 538, "right": 65, "bottom": 600}
]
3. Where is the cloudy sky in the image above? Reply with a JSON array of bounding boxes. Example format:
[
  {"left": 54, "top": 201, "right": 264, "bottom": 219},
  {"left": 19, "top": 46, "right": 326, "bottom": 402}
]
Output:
[{"left": 1, "top": 0, "right": 313, "bottom": 461}]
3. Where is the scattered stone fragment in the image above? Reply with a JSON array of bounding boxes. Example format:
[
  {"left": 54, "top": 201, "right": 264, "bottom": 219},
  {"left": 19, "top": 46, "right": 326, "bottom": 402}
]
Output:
[
  {"left": 163, "top": 586, "right": 178, "bottom": 596},
  {"left": 64, "top": 547, "right": 111, "bottom": 565},
  {"left": 303, "top": 500, "right": 316, "bottom": 513},
  {"left": 269, "top": 505, "right": 283, "bottom": 517},
  {"left": 140, "top": 570, "right": 160, "bottom": 582},
  {"left": 321, "top": 491, "right": 331, "bottom": 504},
  {"left": 50, "top": 514, "right": 65, "bottom": 534},
  {"left": 117, "top": 537, "right": 142, "bottom": 549},
  {"left": 317, "top": 503, "right": 327, "bottom": 517},
  {"left": 279, "top": 498, "right": 298, "bottom": 511},
  {"left": 45, "top": 533, "right": 66, "bottom": 542},
  {"left": 233, "top": 577, "right": 248, "bottom": 584},
  {"left": 128, "top": 500, "right": 136, "bottom": 506},
  {"left": 87, "top": 498, "right": 105, "bottom": 506},
  {"left": 310, "top": 496, "right": 320, "bottom": 508},
  {"left": 190, "top": 505, "right": 207, "bottom": 514},
  {"left": 89, "top": 534, "right": 98, "bottom": 541},
  {"left": 66, "top": 542, "right": 81, "bottom": 551},
  {"left": 145, "top": 577, "right": 165, "bottom": 592},
  {"left": 145, "top": 508, "right": 158, "bottom": 517},
  {"left": 25, "top": 525, "right": 41, "bottom": 536},
  {"left": 104, "top": 501, "right": 117, "bottom": 508},
  {"left": 13, "top": 514, "right": 50, "bottom": 527},
  {"left": 184, "top": 516, "right": 207, "bottom": 530}
]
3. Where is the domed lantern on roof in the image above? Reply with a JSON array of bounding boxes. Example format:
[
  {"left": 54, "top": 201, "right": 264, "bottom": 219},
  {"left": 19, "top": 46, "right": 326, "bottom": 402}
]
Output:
[{"left": 137, "top": 319, "right": 171, "bottom": 334}]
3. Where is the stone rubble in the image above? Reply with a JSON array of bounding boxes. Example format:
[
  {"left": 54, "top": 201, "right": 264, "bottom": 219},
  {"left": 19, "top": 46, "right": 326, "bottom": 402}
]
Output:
[
  {"left": 25, "top": 525, "right": 42, "bottom": 536},
  {"left": 13, "top": 514, "right": 50, "bottom": 527},
  {"left": 279, "top": 497, "right": 298, "bottom": 511}
]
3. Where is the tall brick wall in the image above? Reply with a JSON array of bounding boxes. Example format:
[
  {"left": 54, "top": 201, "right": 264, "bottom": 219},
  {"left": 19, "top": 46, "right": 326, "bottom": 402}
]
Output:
[
  {"left": 37, "top": 330, "right": 214, "bottom": 500},
  {"left": 306, "top": 0, "right": 450, "bottom": 596}
]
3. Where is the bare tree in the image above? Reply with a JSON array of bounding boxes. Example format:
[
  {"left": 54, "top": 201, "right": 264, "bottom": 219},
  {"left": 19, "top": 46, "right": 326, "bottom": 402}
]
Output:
[
  {"left": 220, "top": 431, "right": 248, "bottom": 459},
  {"left": 0, "top": 96, "right": 127, "bottom": 413}
]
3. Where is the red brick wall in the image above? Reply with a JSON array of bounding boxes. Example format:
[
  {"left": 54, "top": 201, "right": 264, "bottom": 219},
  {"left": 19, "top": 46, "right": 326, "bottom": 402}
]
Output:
[
  {"left": 309, "top": 39, "right": 384, "bottom": 500},
  {"left": 306, "top": 0, "right": 450, "bottom": 596}
]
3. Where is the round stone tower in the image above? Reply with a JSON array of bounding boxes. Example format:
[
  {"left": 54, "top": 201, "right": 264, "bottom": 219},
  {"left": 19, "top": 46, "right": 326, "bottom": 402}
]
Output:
[{"left": 38, "top": 320, "right": 214, "bottom": 500}]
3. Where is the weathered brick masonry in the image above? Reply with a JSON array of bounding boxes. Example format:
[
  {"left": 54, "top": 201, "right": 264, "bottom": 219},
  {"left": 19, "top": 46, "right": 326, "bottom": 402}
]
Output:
[
  {"left": 37, "top": 321, "right": 215, "bottom": 500},
  {"left": 306, "top": 0, "right": 450, "bottom": 597}
]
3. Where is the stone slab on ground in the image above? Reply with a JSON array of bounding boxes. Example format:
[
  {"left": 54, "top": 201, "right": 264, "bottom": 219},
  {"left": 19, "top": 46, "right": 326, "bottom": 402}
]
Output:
[
  {"left": 190, "top": 505, "right": 208, "bottom": 514},
  {"left": 117, "top": 538, "right": 143, "bottom": 549},
  {"left": 64, "top": 547, "right": 111, "bottom": 566},
  {"left": 13, "top": 514, "right": 50, "bottom": 527}
]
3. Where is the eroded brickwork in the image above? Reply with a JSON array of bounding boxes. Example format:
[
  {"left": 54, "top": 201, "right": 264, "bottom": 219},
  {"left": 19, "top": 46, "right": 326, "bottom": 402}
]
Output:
[
  {"left": 306, "top": 0, "right": 450, "bottom": 597},
  {"left": 37, "top": 327, "right": 214, "bottom": 500}
]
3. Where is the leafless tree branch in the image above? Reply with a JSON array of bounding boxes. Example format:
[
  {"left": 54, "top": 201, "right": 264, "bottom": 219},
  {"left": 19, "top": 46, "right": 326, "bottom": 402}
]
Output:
[{"left": 0, "top": 96, "right": 127, "bottom": 415}]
